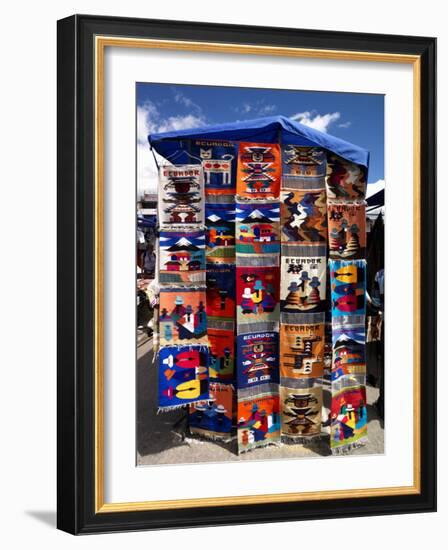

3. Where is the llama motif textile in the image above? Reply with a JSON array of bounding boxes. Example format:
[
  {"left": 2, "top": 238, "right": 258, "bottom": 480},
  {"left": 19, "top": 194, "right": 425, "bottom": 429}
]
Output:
[
  {"left": 236, "top": 142, "right": 281, "bottom": 199},
  {"left": 189, "top": 382, "right": 234, "bottom": 441},
  {"left": 190, "top": 140, "right": 237, "bottom": 195},
  {"left": 282, "top": 146, "right": 327, "bottom": 188},
  {"left": 327, "top": 201, "right": 366, "bottom": 259},
  {"left": 205, "top": 202, "right": 235, "bottom": 264},
  {"left": 280, "top": 246, "right": 327, "bottom": 314},
  {"left": 159, "top": 228, "right": 206, "bottom": 284},
  {"left": 158, "top": 345, "right": 209, "bottom": 410},
  {"left": 280, "top": 188, "right": 327, "bottom": 245},
  {"left": 237, "top": 384, "right": 281, "bottom": 452},
  {"left": 159, "top": 286, "right": 207, "bottom": 346},
  {"left": 159, "top": 165, "right": 204, "bottom": 225},
  {"left": 236, "top": 331, "right": 280, "bottom": 389},
  {"left": 326, "top": 154, "right": 367, "bottom": 200},
  {"left": 280, "top": 320, "right": 325, "bottom": 379}
]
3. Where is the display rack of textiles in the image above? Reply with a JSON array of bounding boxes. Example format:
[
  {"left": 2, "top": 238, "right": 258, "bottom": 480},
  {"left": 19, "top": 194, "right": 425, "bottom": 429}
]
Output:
[{"left": 150, "top": 116, "right": 370, "bottom": 454}]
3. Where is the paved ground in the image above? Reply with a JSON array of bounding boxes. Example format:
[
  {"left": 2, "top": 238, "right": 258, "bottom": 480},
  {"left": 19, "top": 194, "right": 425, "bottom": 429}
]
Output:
[{"left": 137, "top": 338, "right": 384, "bottom": 466}]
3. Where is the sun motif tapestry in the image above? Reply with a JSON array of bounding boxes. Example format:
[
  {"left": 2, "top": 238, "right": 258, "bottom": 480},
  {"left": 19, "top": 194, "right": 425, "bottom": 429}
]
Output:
[{"left": 236, "top": 142, "right": 281, "bottom": 199}]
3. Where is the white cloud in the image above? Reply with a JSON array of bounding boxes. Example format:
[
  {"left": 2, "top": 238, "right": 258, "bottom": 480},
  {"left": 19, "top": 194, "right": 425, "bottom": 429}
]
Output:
[
  {"left": 290, "top": 110, "right": 341, "bottom": 133},
  {"left": 234, "top": 101, "right": 277, "bottom": 117},
  {"left": 137, "top": 101, "right": 205, "bottom": 195},
  {"left": 257, "top": 104, "right": 277, "bottom": 116},
  {"left": 172, "top": 89, "right": 202, "bottom": 114},
  {"left": 338, "top": 121, "right": 352, "bottom": 129},
  {"left": 155, "top": 114, "right": 205, "bottom": 134}
]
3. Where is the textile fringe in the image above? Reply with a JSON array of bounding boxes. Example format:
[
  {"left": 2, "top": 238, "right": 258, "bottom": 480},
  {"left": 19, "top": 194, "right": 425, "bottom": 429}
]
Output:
[
  {"left": 238, "top": 441, "right": 281, "bottom": 454},
  {"left": 157, "top": 399, "right": 207, "bottom": 414},
  {"left": 160, "top": 273, "right": 206, "bottom": 284},
  {"left": 236, "top": 255, "right": 280, "bottom": 267},
  {"left": 160, "top": 284, "right": 207, "bottom": 292},
  {"left": 281, "top": 177, "right": 326, "bottom": 190},
  {"left": 187, "top": 430, "right": 235, "bottom": 444},
  {"left": 281, "top": 243, "right": 327, "bottom": 257},
  {"left": 210, "top": 382, "right": 236, "bottom": 392},
  {"left": 280, "top": 311, "right": 326, "bottom": 325},
  {"left": 327, "top": 198, "right": 366, "bottom": 207},
  {"left": 235, "top": 196, "right": 281, "bottom": 204},
  {"left": 207, "top": 318, "right": 235, "bottom": 331},
  {"left": 157, "top": 344, "right": 210, "bottom": 353},
  {"left": 331, "top": 436, "right": 368, "bottom": 455},
  {"left": 205, "top": 194, "right": 235, "bottom": 204},
  {"left": 236, "top": 321, "right": 279, "bottom": 335},
  {"left": 158, "top": 223, "right": 207, "bottom": 232},
  {"left": 281, "top": 433, "right": 327, "bottom": 446}
]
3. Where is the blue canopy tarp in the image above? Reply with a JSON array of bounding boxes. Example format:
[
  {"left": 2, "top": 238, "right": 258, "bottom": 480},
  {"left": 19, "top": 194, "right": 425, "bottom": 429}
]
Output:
[{"left": 148, "top": 115, "right": 369, "bottom": 170}]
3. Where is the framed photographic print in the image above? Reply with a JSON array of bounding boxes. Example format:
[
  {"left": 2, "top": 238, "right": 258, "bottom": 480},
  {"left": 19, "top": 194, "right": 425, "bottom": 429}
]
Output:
[{"left": 57, "top": 14, "right": 436, "bottom": 534}]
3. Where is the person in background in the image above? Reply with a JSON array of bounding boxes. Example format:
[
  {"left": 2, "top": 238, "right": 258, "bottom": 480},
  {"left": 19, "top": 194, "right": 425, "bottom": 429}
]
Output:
[{"left": 366, "top": 267, "right": 384, "bottom": 419}]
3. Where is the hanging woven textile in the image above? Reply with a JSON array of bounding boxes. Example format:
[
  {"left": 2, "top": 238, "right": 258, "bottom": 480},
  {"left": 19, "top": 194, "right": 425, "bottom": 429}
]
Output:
[
  {"left": 190, "top": 139, "right": 237, "bottom": 196},
  {"left": 158, "top": 344, "right": 210, "bottom": 411},
  {"left": 237, "top": 384, "right": 281, "bottom": 452},
  {"left": 326, "top": 153, "right": 367, "bottom": 200},
  {"left": 327, "top": 201, "right": 366, "bottom": 259},
  {"left": 236, "top": 265, "right": 280, "bottom": 334},
  {"left": 280, "top": 188, "right": 327, "bottom": 245},
  {"left": 236, "top": 142, "right": 281, "bottom": 199},
  {"left": 279, "top": 317, "right": 325, "bottom": 380},
  {"left": 159, "top": 285, "right": 208, "bottom": 346},
  {"left": 235, "top": 200, "right": 280, "bottom": 266},
  {"left": 158, "top": 164, "right": 204, "bottom": 225},
  {"left": 236, "top": 331, "right": 280, "bottom": 388},
  {"left": 205, "top": 202, "right": 236, "bottom": 264},
  {"left": 159, "top": 227, "right": 206, "bottom": 284},
  {"left": 282, "top": 145, "right": 327, "bottom": 189},
  {"left": 189, "top": 382, "right": 234, "bottom": 442}
]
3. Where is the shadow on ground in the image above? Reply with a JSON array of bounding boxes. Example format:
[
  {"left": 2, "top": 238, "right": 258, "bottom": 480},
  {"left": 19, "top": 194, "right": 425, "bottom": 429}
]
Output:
[{"left": 136, "top": 344, "right": 189, "bottom": 456}]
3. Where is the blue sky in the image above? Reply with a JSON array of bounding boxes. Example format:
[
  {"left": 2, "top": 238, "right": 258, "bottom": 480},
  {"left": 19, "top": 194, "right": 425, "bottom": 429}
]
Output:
[{"left": 136, "top": 83, "right": 384, "bottom": 193}]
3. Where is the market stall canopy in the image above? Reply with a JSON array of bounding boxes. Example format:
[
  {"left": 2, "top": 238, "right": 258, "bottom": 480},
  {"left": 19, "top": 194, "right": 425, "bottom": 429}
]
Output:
[
  {"left": 366, "top": 189, "right": 384, "bottom": 208},
  {"left": 148, "top": 115, "right": 369, "bottom": 170}
]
